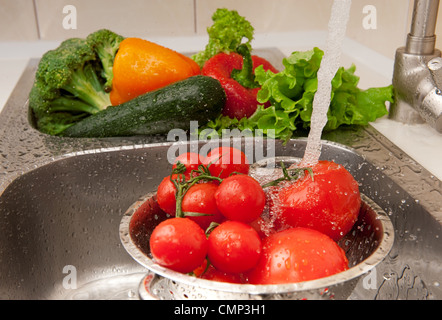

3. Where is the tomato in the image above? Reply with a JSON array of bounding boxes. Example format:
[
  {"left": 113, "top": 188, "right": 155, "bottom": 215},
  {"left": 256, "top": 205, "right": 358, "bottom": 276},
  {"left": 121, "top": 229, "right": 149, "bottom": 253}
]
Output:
[
  {"left": 149, "top": 217, "right": 208, "bottom": 273},
  {"left": 200, "top": 266, "right": 243, "bottom": 283},
  {"left": 207, "top": 221, "right": 262, "bottom": 273},
  {"left": 193, "top": 260, "right": 243, "bottom": 284},
  {"left": 181, "top": 182, "right": 224, "bottom": 230},
  {"left": 157, "top": 174, "right": 189, "bottom": 215},
  {"left": 204, "top": 147, "right": 249, "bottom": 179},
  {"left": 215, "top": 174, "right": 265, "bottom": 223},
  {"left": 247, "top": 227, "right": 349, "bottom": 284},
  {"left": 156, "top": 175, "right": 177, "bottom": 215},
  {"left": 249, "top": 185, "right": 284, "bottom": 238},
  {"left": 172, "top": 152, "right": 205, "bottom": 175},
  {"left": 275, "top": 160, "right": 361, "bottom": 241}
]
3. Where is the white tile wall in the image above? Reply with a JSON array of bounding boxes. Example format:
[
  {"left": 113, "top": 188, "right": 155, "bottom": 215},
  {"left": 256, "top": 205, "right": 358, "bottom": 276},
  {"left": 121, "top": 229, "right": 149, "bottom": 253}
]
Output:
[
  {"left": 0, "top": 0, "right": 39, "bottom": 40},
  {"left": 34, "top": 0, "right": 195, "bottom": 39},
  {"left": 195, "top": 0, "right": 333, "bottom": 34},
  {"left": 1, "top": 0, "right": 442, "bottom": 60},
  {"left": 346, "top": 0, "right": 411, "bottom": 59}
]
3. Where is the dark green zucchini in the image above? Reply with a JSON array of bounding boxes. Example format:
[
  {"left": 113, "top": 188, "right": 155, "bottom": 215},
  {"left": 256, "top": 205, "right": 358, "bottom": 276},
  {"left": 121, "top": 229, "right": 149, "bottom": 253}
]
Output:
[{"left": 61, "top": 75, "right": 226, "bottom": 137}]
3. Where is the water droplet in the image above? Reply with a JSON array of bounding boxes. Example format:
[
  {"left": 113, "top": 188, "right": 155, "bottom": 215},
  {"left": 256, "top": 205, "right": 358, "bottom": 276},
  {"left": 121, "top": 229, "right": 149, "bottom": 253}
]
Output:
[{"left": 383, "top": 272, "right": 392, "bottom": 280}]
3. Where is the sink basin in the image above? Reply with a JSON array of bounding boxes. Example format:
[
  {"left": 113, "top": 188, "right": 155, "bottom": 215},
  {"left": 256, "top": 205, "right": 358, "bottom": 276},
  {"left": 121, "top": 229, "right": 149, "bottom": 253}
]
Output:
[{"left": 0, "top": 53, "right": 441, "bottom": 300}]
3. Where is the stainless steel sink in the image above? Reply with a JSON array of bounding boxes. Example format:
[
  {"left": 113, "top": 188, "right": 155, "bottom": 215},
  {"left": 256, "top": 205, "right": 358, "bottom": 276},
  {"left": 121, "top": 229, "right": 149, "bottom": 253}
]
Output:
[{"left": 0, "top": 54, "right": 441, "bottom": 300}]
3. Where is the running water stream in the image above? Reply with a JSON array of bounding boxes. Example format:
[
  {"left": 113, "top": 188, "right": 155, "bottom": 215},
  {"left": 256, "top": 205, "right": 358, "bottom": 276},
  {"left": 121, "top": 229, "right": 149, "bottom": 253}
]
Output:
[{"left": 299, "top": 0, "right": 352, "bottom": 167}]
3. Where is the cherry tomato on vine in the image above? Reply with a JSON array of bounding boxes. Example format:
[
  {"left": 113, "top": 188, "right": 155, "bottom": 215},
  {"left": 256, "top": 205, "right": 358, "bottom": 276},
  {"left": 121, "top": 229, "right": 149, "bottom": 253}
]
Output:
[
  {"left": 275, "top": 160, "right": 361, "bottom": 241},
  {"left": 247, "top": 227, "right": 349, "bottom": 284},
  {"left": 215, "top": 174, "right": 265, "bottom": 223},
  {"left": 181, "top": 182, "right": 224, "bottom": 230},
  {"left": 156, "top": 174, "right": 185, "bottom": 215},
  {"left": 149, "top": 217, "right": 208, "bottom": 273},
  {"left": 172, "top": 152, "right": 205, "bottom": 175},
  {"left": 207, "top": 221, "right": 262, "bottom": 273},
  {"left": 204, "top": 147, "right": 249, "bottom": 179}
]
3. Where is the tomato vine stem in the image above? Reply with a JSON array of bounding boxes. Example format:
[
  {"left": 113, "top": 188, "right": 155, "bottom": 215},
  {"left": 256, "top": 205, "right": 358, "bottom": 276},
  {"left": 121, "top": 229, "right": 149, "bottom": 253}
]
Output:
[
  {"left": 170, "top": 162, "right": 223, "bottom": 218},
  {"left": 261, "top": 162, "right": 314, "bottom": 188}
]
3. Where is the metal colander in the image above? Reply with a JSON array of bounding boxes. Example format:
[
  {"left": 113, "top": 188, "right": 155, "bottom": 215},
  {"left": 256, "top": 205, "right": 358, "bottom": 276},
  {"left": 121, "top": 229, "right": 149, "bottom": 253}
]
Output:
[{"left": 119, "top": 160, "right": 394, "bottom": 300}]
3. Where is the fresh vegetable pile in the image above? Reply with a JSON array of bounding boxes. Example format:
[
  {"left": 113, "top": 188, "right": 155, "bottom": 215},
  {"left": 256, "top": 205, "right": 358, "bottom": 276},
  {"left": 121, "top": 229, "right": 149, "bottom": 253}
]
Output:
[
  {"left": 150, "top": 147, "right": 360, "bottom": 284},
  {"left": 194, "top": 8, "right": 394, "bottom": 141},
  {"left": 29, "top": 8, "right": 393, "bottom": 139},
  {"left": 29, "top": 29, "right": 124, "bottom": 135},
  {"left": 202, "top": 46, "right": 394, "bottom": 142},
  {"left": 29, "top": 30, "right": 218, "bottom": 137}
]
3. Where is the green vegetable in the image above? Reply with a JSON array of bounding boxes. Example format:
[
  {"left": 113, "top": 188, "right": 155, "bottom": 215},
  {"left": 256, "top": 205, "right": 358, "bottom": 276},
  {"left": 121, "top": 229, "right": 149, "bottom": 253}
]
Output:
[
  {"left": 29, "top": 29, "right": 124, "bottom": 135},
  {"left": 231, "top": 44, "right": 260, "bottom": 89},
  {"left": 86, "top": 29, "right": 125, "bottom": 92},
  {"left": 61, "top": 75, "right": 226, "bottom": 138},
  {"left": 202, "top": 47, "right": 394, "bottom": 142},
  {"left": 192, "top": 8, "right": 254, "bottom": 67}
]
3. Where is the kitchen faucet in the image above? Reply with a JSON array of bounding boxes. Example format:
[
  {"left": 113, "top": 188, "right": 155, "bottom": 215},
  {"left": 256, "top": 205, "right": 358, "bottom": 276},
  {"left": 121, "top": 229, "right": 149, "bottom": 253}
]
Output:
[{"left": 390, "top": 0, "right": 442, "bottom": 132}]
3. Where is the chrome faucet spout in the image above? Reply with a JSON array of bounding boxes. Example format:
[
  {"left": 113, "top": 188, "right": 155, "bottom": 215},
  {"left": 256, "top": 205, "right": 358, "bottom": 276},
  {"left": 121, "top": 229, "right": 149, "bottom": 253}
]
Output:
[
  {"left": 390, "top": 0, "right": 442, "bottom": 133},
  {"left": 406, "top": 0, "right": 439, "bottom": 54}
]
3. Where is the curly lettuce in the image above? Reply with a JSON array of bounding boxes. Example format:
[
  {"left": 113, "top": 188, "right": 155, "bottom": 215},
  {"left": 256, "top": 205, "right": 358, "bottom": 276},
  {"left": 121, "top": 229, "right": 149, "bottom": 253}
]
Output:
[
  {"left": 192, "top": 8, "right": 254, "bottom": 67},
  {"left": 202, "top": 47, "right": 394, "bottom": 142}
]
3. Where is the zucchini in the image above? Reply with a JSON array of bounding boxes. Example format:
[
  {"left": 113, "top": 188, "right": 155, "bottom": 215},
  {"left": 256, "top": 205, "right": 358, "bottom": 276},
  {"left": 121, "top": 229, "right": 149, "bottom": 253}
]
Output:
[{"left": 61, "top": 75, "right": 226, "bottom": 137}]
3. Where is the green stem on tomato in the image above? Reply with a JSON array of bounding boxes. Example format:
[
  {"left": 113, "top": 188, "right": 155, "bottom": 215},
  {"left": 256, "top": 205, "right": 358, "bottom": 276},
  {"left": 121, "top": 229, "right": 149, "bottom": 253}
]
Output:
[
  {"left": 205, "top": 221, "right": 220, "bottom": 235},
  {"left": 231, "top": 44, "right": 259, "bottom": 89},
  {"left": 261, "top": 162, "right": 314, "bottom": 188},
  {"left": 170, "top": 163, "right": 223, "bottom": 218}
]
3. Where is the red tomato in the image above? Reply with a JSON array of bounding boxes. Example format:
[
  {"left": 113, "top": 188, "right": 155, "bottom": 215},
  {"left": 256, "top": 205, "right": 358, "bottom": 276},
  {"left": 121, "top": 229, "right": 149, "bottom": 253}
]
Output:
[
  {"left": 193, "top": 260, "right": 243, "bottom": 284},
  {"left": 207, "top": 221, "right": 262, "bottom": 273},
  {"left": 156, "top": 175, "right": 177, "bottom": 215},
  {"left": 200, "top": 266, "right": 244, "bottom": 283},
  {"left": 247, "top": 227, "right": 349, "bottom": 284},
  {"left": 204, "top": 147, "right": 249, "bottom": 179},
  {"left": 249, "top": 185, "right": 284, "bottom": 238},
  {"left": 172, "top": 152, "right": 205, "bottom": 175},
  {"left": 149, "top": 217, "right": 208, "bottom": 273},
  {"left": 181, "top": 182, "right": 224, "bottom": 230},
  {"left": 215, "top": 174, "right": 265, "bottom": 223},
  {"left": 157, "top": 174, "right": 189, "bottom": 215},
  {"left": 275, "top": 160, "right": 361, "bottom": 241}
]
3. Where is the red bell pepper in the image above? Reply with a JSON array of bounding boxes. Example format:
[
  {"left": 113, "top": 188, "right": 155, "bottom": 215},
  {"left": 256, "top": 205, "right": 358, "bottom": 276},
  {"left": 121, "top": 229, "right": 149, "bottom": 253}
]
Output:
[{"left": 201, "top": 44, "right": 278, "bottom": 119}]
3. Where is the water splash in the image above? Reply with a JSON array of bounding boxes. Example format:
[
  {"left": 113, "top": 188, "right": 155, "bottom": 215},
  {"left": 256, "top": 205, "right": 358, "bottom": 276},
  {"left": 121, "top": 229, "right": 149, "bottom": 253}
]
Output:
[{"left": 300, "top": 0, "right": 352, "bottom": 167}]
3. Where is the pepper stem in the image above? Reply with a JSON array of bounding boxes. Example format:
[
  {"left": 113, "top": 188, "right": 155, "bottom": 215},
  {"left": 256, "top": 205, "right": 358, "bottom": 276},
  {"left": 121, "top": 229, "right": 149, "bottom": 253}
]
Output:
[{"left": 231, "top": 44, "right": 259, "bottom": 89}]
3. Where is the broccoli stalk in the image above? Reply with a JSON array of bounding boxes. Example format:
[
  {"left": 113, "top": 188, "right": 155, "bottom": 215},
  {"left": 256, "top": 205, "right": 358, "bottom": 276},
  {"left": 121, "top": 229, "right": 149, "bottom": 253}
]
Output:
[
  {"left": 87, "top": 29, "right": 124, "bottom": 92},
  {"left": 29, "top": 29, "right": 124, "bottom": 135},
  {"left": 50, "top": 62, "right": 111, "bottom": 114}
]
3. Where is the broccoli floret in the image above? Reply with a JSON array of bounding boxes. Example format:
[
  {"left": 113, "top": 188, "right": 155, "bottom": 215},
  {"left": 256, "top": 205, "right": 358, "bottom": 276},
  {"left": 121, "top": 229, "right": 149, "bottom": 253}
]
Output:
[
  {"left": 29, "top": 30, "right": 124, "bottom": 135},
  {"left": 87, "top": 29, "right": 124, "bottom": 91}
]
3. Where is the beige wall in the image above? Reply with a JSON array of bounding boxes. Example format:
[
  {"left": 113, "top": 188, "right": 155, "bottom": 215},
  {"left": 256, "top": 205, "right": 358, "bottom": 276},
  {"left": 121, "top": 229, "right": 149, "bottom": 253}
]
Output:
[{"left": 1, "top": 0, "right": 441, "bottom": 60}]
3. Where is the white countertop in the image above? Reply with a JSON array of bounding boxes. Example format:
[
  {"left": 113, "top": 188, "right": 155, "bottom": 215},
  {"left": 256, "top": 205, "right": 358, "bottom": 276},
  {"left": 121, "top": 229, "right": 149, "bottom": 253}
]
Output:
[{"left": 1, "top": 31, "right": 441, "bottom": 180}]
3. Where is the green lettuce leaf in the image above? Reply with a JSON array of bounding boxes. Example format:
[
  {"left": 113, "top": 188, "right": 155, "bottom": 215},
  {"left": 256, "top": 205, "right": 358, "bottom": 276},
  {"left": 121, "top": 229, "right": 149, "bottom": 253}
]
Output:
[
  {"left": 191, "top": 8, "right": 254, "bottom": 67},
  {"left": 201, "top": 47, "right": 394, "bottom": 142}
]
